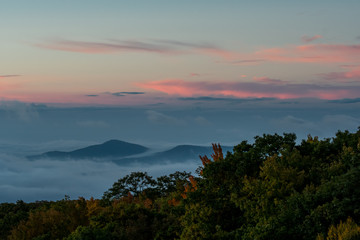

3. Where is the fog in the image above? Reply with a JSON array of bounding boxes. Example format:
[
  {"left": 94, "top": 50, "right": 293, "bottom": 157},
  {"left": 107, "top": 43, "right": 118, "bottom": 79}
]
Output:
[
  {"left": 0, "top": 99, "right": 359, "bottom": 202},
  {"left": 0, "top": 151, "right": 200, "bottom": 202}
]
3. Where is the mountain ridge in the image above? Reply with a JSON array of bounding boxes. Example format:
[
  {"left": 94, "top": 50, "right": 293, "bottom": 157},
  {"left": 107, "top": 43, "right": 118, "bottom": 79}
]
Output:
[
  {"left": 27, "top": 140, "right": 234, "bottom": 164},
  {"left": 27, "top": 139, "right": 148, "bottom": 160}
]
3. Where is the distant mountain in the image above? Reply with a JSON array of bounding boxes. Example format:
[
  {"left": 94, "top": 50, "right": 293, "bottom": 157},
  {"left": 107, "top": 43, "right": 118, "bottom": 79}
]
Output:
[
  {"left": 113, "top": 145, "right": 234, "bottom": 165},
  {"left": 28, "top": 140, "right": 148, "bottom": 160},
  {"left": 28, "top": 140, "right": 234, "bottom": 165},
  {"left": 150, "top": 145, "right": 233, "bottom": 161}
]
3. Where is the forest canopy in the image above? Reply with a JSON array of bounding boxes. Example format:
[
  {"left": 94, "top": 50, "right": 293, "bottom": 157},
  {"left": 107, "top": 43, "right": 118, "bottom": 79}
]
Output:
[{"left": 1, "top": 128, "right": 360, "bottom": 239}]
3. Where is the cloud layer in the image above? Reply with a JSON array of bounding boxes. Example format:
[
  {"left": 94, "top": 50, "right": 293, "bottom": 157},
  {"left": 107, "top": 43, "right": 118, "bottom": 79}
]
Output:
[{"left": 138, "top": 79, "right": 360, "bottom": 100}]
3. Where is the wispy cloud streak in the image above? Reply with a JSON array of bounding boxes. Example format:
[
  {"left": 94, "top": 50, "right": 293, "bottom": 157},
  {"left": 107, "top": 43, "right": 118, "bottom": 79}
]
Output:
[
  {"left": 0, "top": 75, "right": 20, "bottom": 78},
  {"left": 138, "top": 79, "right": 360, "bottom": 100},
  {"left": 301, "top": 35, "right": 323, "bottom": 43},
  {"left": 253, "top": 44, "right": 360, "bottom": 63},
  {"left": 35, "top": 39, "right": 232, "bottom": 58},
  {"left": 35, "top": 38, "right": 360, "bottom": 64}
]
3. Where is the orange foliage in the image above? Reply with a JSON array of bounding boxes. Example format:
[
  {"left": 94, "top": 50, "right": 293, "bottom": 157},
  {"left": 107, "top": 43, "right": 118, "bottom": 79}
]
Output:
[
  {"left": 199, "top": 143, "right": 224, "bottom": 175},
  {"left": 143, "top": 198, "right": 153, "bottom": 209},
  {"left": 86, "top": 197, "right": 104, "bottom": 218},
  {"left": 168, "top": 197, "right": 181, "bottom": 206},
  {"left": 181, "top": 176, "right": 198, "bottom": 199},
  {"left": 211, "top": 143, "right": 223, "bottom": 162}
]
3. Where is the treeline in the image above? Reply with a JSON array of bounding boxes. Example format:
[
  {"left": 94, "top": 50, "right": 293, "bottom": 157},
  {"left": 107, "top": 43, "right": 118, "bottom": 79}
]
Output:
[{"left": 1, "top": 129, "right": 360, "bottom": 239}]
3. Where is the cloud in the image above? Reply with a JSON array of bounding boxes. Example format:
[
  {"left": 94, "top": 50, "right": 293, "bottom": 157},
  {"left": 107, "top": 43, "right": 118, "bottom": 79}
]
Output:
[
  {"left": 85, "top": 94, "right": 99, "bottom": 97},
  {"left": 227, "top": 59, "right": 266, "bottom": 65},
  {"left": 0, "top": 75, "right": 20, "bottom": 78},
  {"left": 219, "top": 43, "right": 360, "bottom": 65},
  {"left": 328, "top": 98, "right": 360, "bottom": 104},
  {"left": 322, "top": 114, "right": 360, "bottom": 127},
  {"left": 190, "top": 73, "right": 201, "bottom": 77},
  {"left": 146, "top": 110, "right": 184, "bottom": 125},
  {"left": 319, "top": 66, "right": 360, "bottom": 82},
  {"left": 138, "top": 79, "right": 360, "bottom": 100},
  {"left": 0, "top": 101, "right": 41, "bottom": 121},
  {"left": 254, "top": 44, "right": 360, "bottom": 63},
  {"left": 36, "top": 38, "right": 360, "bottom": 65},
  {"left": 178, "top": 96, "right": 275, "bottom": 102},
  {"left": 282, "top": 115, "right": 309, "bottom": 125},
  {"left": 119, "top": 92, "right": 145, "bottom": 95},
  {"left": 253, "top": 76, "right": 287, "bottom": 85},
  {"left": 110, "top": 92, "right": 145, "bottom": 97},
  {"left": 301, "top": 35, "right": 323, "bottom": 43},
  {"left": 76, "top": 120, "right": 109, "bottom": 128},
  {"left": 0, "top": 152, "right": 199, "bottom": 202},
  {"left": 194, "top": 116, "right": 211, "bottom": 126},
  {"left": 111, "top": 92, "right": 125, "bottom": 97},
  {"left": 35, "top": 39, "right": 233, "bottom": 59},
  {"left": 35, "top": 39, "right": 173, "bottom": 54}
]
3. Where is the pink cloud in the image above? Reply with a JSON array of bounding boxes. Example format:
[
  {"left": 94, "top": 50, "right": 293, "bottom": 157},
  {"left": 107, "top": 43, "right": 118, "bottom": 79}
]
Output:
[
  {"left": 1, "top": 91, "right": 150, "bottom": 106},
  {"left": 35, "top": 40, "right": 175, "bottom": 54},
  {"left": 195, "top": 48, "right": 239, "bottom": 60},
  {"left": 0, "top": 75, "right": 20, "bottom": 78},
  {"left": 320, "top": 66, "right": 360, "bottom": 81},
  {"left": 301, "top": 35, "right": 323, "bottom": 43},
  {"left": 190, "top": 73, "right": 201, "bottom": 77},
  {"left": 138, "top": 79, "right": 360, "bottom": 100},
  {"left": 226, "top": 43, "right": 360, "bottom": 65},
  {"left": 35, "top": 39, "right": 236, "bottom": 59},
  {"left": 227, "top": 59, "right": 266, "bottom": 65},
  {"left": 253, "top": 44, "right": 360, "bottom": 63},
  {"left": 35, "top": 38, "right": 360, "bottom": 67},
  {"left": 253, "top": 76, "right": 287, "bottom": 85}
]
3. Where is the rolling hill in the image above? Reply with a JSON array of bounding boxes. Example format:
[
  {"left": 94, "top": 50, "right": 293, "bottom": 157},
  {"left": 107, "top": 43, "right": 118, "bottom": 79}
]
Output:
[{"left": 27, "top": 140, "right": 148, "bottom": 160}]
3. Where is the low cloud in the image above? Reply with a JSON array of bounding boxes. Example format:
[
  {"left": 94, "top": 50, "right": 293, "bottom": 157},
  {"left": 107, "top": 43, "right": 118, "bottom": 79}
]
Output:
[
  {"left": 85, "top": 94, "right": 99, "bottom": 97},
  {"left": 0, "top": 101, "right": 42, "bottom": 121},
  {"left": 146, "top": 110, "right": 184, "bottom": 125},
  {"left": 76, "top": 120, "right": 109, "bottom": 128},
  {"left": 194, "top": 116, "right": 211, "bottom": 126},
  {"left": 322, "top": 114, "right": 360, "bottom": 127},
  {"left": 328, "top": 98, "right": 360, "bottom": 104},
  {"left": 0, "top": 152, "right": 198, "bottom": 202}
]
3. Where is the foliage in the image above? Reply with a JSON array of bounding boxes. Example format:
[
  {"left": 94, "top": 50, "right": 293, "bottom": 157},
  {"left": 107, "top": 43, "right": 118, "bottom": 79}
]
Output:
[{"left": 317, "top": 217, "right": 360, "bottom": 240}]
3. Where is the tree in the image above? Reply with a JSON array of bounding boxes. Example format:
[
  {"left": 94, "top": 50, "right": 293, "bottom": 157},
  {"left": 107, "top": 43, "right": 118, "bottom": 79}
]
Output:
[{"left": 103, "top": 172, "right": 156, "bottom": 201}]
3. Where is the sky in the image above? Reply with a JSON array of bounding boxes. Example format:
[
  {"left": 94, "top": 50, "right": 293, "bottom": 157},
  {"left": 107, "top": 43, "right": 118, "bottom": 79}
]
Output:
[
  {"left": 1, "top": 1, "right": 360, "bottom": 202},
  {"left": 1, "top": 0, "right": 360, "bottom": 104}
]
